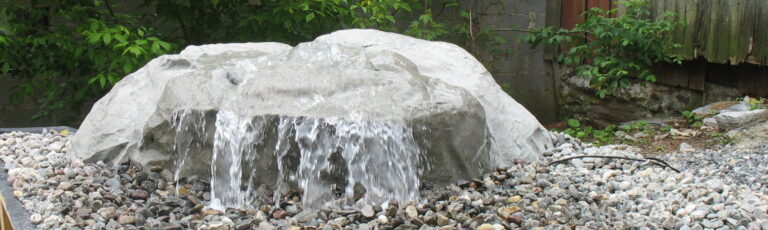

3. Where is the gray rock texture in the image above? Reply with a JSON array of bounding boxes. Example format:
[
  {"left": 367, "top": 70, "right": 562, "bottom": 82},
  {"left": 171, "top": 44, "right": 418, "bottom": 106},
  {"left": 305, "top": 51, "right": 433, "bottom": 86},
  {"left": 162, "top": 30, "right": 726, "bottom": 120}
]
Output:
[
  {"left": 71, "top": 29, "right": 551, "bottom": 191},
  {"left": 558, "top": 76, "right": 704, "bottom": 127},
  {"left": 714, "top": 109, "right": 768, "bottom": 131}
]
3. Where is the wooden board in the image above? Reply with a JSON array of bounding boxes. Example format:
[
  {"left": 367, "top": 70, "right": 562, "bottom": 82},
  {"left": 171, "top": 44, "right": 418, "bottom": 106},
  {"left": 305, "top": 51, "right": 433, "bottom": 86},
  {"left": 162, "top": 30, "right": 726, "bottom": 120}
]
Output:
[
  {"left": 0, "top": 193, "right": 13, "bottom": 230},
  {"left": 545, "top": 0, "right": 563, "bottom": 60},
  {"left": 649, "top": 0, "right": 768, "bottom": 65}
]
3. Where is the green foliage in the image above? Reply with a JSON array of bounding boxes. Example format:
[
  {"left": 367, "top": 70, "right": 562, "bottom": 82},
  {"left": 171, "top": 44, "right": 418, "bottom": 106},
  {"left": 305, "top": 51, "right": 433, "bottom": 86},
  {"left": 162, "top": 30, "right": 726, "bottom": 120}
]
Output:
[
  {"left": 560, "top": 118, "right": 617, "bottom": 144},
  {"left": 619, "top": 120, "right": 654, "bottom": 133},
  {"left": 681, "top": 110, "right": 703, "bottom": 127},
  {"left": 742, "top": 97, "right": 766, "bottom": 110},
  {"left": 522, "top": 0, "right": 685, "bottom": 98},
  {"left": 0, "top": 1, "right": 176, "bottom": 121},
  {"left": 3, "top": 0, "right": 506, "bottom": 123},
  {"left": 144, "top": 0, "right": 454, "bottom": 45}
]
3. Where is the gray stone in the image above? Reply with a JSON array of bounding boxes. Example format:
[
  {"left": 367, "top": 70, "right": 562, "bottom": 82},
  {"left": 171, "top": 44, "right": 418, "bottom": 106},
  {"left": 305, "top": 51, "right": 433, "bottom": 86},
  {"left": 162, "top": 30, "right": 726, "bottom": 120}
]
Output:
[
  {"left": 117, "top": 215, "right": 135, "bottom": 225},
  {"left": 293, "top": 211, "right": 318, "bottom": 223},
  {"left": 436, "top": 213, "right": 450, "bottom": 226},
  {"left": 679, "top": 143, "right": 695, "bottom": 153},
  {"left": 701, "top": 219, "right": 724, "bottom": 229},
  {"left": 256, "top": 222, "right": 277, "bottom": 230},
  {"left": 703, "top": 118, "right": 718, "bottom": 129},
  {"left": 714, "top": 109, "right": 768, "bottom": 130},
  {"left": 201, "top": 221, "right": 230, "bottom": 230},
  {"left": 405, "top": 206, "right": 418, "bottom": 219},
  {"left": 30, "top": 213, "right": 42, "bottom": 224},
  {"left": 377, "top": 215, "right": 389, "bottom": 224},
  {"left": 97, "top": 207, "right": 117, "bottom": 219},
  {"left": 71, "top": 29, "right": 552, "bottom": 207},
  {"left": 361, "top": 205, "right": 374, "bottom": 218}
]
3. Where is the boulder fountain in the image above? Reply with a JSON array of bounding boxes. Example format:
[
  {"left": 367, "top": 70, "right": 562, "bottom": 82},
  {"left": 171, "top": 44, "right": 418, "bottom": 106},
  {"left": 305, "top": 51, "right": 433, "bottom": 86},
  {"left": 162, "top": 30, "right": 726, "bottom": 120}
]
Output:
[{"left": 71, "top": 29, "right": 552, "bottom": 209}]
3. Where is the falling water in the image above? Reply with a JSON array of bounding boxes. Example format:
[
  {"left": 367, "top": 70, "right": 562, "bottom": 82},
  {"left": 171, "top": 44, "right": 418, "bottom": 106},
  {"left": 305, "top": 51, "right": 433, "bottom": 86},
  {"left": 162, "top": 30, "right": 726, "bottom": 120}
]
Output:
[
  {"left": 172, "top": 109, "right": 424, "bottom": 209},
  {"left": 171, "top": 110, "right": 209, "bottom": 186}
]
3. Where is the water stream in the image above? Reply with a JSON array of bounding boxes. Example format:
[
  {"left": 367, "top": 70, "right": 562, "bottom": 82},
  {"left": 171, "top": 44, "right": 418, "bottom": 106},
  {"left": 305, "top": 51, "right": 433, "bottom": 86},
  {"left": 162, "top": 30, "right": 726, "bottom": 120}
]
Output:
[{"left": 172, "top": 110, "right": 424, "bottom": 209}]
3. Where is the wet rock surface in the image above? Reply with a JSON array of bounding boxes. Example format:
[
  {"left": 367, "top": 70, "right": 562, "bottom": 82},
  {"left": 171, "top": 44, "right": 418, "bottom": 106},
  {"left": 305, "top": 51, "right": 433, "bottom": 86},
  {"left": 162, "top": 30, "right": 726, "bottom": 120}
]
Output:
[{"left": 3, "top": 130, "right": 768, "bottom": 229}]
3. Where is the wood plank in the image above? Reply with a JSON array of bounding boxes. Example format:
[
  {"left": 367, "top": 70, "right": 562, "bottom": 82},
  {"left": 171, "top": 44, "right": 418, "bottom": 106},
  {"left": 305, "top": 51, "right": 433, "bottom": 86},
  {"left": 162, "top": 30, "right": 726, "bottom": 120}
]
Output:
[
  {"left": 723, "top": 0, "right": 743, "bottom": 64},
  {"left": 642, "top": 0, "right": 767, "bottom": 66},
  {"left": 562, "top": 0, "right": 577, "bottom": 29},
  {"left": 656, "top": 62, "right": 689, "bottom": 88},
  {"left": 681, "top": 0, "right": 700, "bottom": 59},
  {"left": 753, "top": 0, "right": 768, "bottom": 64},
  {"left": 574, "top": 0, "right": 586, "bottom": 25},
  {"left": 732, "top": 0, "right": 753, "bottom": 64},
  {"left": 703, "top": 1, "right": 721, "bottom": 63},
  {"left": 586, "top": 0, "right": 598, "bottom": 10},
  {"left": 597, "top": 0, "right": 610, "bottom": 10},
  {"left": 687, "top": 60, "right": 706, "bottom": 91},
  {"left": 544, "top": 0, "right": 562, "bottom": 60}
]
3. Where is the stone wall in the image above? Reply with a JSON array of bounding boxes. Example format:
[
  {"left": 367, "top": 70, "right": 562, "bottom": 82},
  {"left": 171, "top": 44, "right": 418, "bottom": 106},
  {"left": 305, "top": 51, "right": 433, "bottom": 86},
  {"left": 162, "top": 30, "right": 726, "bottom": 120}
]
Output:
[{"left": 557, "top": 60, "right": 768, "bottom": 127}]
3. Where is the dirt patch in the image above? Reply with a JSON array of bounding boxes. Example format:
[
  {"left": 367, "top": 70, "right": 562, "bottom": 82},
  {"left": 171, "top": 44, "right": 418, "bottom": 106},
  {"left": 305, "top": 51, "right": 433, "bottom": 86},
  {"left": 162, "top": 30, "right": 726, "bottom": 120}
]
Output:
[{"left": 575, "top": 116, "right": 729, "bottom": 156}]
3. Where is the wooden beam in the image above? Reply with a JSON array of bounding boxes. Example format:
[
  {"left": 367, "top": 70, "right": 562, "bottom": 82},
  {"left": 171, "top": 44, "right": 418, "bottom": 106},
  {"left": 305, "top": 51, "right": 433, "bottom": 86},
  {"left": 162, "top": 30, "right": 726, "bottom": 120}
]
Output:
[{"left": 544, "top": 0, "right": 562, "bottom": 60}]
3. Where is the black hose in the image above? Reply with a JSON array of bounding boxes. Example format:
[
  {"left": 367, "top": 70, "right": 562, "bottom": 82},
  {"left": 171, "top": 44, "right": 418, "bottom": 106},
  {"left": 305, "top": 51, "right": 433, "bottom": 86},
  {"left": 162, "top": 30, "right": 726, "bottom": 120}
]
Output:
[{"left": 548, "top": 155, "right": 681, "bottom": 173}]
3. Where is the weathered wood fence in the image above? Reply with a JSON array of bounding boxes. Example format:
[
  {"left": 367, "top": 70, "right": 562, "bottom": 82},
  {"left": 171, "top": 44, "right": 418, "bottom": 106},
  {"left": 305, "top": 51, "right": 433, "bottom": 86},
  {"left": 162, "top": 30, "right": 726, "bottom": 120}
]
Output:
[
  {"left": 551, "top": 0, "right": 768, "bottom": 66},
  {"left": 650, "top": 0, "right": 768, "bottom": 66},
  {"left": 547, "top": 0, "right": 768, "bottom": 97}
]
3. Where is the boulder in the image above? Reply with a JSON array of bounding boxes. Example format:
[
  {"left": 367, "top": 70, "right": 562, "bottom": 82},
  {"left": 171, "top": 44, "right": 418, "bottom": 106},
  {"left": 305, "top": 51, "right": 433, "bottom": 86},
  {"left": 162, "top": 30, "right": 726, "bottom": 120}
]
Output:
[
  {"left": 714, "top": 109, "right": 768, "bottom": 131},
  {"left": 71, "top": 29, "right": 552, "bottom": 208}
]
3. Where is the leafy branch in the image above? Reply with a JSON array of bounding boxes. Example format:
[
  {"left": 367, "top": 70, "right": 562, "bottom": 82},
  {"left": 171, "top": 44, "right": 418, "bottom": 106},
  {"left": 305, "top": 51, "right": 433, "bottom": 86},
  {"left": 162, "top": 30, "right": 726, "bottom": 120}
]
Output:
[{"left": 523, "top": 0, "right": 685, "bottom": 98}]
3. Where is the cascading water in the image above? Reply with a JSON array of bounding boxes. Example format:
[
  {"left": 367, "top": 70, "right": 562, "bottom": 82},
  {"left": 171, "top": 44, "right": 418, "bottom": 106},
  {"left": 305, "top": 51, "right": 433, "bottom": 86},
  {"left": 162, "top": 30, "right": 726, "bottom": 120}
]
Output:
[{"left": 172, "top": 109, "right": 425, "bottom": 209}]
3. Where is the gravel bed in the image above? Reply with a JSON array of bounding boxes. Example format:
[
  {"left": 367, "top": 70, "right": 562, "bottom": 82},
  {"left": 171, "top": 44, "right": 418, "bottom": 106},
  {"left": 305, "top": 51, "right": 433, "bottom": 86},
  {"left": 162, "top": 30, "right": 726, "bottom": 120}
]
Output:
[{"left": 1, "top": 130, "right": 767, "bottom": 229}]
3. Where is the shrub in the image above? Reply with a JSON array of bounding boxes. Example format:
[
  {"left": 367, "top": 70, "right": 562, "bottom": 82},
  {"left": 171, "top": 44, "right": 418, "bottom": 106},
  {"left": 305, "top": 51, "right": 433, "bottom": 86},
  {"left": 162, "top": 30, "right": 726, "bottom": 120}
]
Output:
[
  {"left": 523, "top": 0, "right": 685, "bottom": 98},
  {"left": 3, "top": 0, "right": 499, "bottom": 123},
  {"left": 0, "top": 1, "right": 175, "bottom": 121}
]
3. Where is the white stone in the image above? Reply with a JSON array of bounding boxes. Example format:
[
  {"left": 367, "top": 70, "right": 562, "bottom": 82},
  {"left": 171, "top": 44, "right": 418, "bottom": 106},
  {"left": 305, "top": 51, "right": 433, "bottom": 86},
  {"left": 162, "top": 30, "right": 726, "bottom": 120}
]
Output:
[
  {"left": 679, "top": 142, "right": 695, "bottom": 152},
  {"left": 71, "top": 29, "right": 552, "bottom": 193},
  {"left": 377, "top": 215, "right": 389, "bottom": 224},
  {"left": 405, "top": 206, "right": 418, "bottom": 219},
  {"left": 30, "top": 213, "right": 42, "bottom": 224}
]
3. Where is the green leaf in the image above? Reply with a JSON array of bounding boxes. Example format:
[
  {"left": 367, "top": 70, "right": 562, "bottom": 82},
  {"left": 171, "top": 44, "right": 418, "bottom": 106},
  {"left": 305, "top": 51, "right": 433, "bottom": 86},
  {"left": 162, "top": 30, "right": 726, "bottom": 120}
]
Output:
[
  {"left": 87, "top": 33, "right": 102, "bottom": 44},
  {"left": 129, "top": 47, "right": 142, "bottom": 56},
  {"left": 385, "top": 15, "right": 395, "bottom": 23},
  {"left": 566, "top": 119, "right": 581, "bottom": 128},
  {"left": 88, "top": 74, "right": 101, "bottom": 84},
  {"left": 159, "top": 41, "right": 172, "bottom": 50},
  {"left": 103, "top": 33, "right": 113, "bottom": 45},
  {"left": 1, "top": 62, "right": 9, "bottom": 73},
  {"left": 123, "top": 62, "right": 134, "bottom": 74},
  {"left": 305, "top": 13, "right": 315, "bottom": 22}
]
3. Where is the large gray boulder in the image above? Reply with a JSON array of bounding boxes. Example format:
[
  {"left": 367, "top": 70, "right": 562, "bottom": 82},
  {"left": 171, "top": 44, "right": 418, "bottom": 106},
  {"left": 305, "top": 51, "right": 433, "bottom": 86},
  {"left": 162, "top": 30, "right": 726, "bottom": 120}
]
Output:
[{"left": 71, "top": 29, "right": 552, "bottom": 207}]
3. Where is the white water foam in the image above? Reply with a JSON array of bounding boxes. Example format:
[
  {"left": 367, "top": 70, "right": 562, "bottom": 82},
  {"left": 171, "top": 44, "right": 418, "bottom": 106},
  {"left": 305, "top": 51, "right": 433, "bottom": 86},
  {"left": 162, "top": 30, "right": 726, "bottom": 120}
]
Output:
[{"left": 173, "top": 110, "right": 424, "bottom": 209}]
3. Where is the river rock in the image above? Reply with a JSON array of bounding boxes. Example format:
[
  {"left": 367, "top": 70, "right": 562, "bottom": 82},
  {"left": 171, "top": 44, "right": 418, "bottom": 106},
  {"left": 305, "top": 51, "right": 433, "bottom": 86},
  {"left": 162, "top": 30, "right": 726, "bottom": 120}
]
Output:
[{"left": 71, "top": 29, "right": 551, "bottom": 208}]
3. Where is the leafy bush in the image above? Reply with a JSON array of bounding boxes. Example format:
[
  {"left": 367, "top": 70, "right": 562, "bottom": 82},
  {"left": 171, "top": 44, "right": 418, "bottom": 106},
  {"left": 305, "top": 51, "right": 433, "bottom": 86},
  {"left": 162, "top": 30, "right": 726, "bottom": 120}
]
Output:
[
  {"left": 561, "top": 118, "right": 616, "bottom": 144},
  {"left": 0, "top": 1, "right": 176, "bottom": 121},
  {"left": 681, "top": 110, "right": 703, "bottom": 128},
  {"left": 2, "top": 0, "right": 505, "bottom": 123},
  {"left": 523, "top": 0, "right": 685, "bottom": 98}
]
